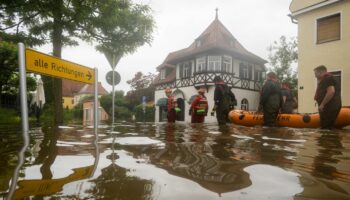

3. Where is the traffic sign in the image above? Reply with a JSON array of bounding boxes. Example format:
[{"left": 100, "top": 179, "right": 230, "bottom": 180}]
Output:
[
  {"left": 106, "top": 70, "right": 121, "bottom": 86},
  {"left": 25, "top": 48, "right": 95, "bottom": 84}
]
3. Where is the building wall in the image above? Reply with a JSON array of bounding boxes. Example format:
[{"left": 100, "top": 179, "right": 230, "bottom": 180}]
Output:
[
  {"left": 155, "top": 86, "right": 260, "bottom": 123},
  {"left": 83, "top": 101, "right": 109, "bottom": 126},
  {"left": 63, "top": 97, "right": 74, "bottom": 109},
  {"left": 296, "top": 1, "right": 350, "bottom": 112}
]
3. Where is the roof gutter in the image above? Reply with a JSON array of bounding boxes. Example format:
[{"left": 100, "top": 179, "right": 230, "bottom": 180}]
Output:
[{"left": 290, "top": 0, "right": 342, "bottom": 18}]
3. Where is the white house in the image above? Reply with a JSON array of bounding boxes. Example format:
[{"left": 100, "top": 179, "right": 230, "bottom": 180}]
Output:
[{"left": 153, "top": 13, "right": 266, "bottom": 123}]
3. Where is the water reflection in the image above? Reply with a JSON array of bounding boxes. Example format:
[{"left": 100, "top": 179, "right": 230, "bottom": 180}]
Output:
[{"left": 0, "top": 123, "right": 349, "bottom": 199}]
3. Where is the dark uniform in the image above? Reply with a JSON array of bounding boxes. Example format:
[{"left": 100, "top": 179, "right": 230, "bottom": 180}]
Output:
[
  {"left": 281, "top": 88, "right": 295, "bottom": 114},
  {"left": 315, "top": 74, "right": 341, "bottom": 129},
  {"left": 214, "top": 84, "right": 236, "bottom": 125},
  {"left": 260, "top": 79, "right": 281, "bottom": 126}
]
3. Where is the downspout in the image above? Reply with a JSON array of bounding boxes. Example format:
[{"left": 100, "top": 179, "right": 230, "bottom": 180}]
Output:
[{"left": 288, "top": 14, "right": 298, "bottom": 24}]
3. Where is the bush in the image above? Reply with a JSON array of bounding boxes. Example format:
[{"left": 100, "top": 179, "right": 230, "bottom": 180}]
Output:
[
  {"left": 134, "top": 104, "right": 155, "bottom": 122},
  {"left": 0, "top": 107, "right": 20, "bottom": 124}
]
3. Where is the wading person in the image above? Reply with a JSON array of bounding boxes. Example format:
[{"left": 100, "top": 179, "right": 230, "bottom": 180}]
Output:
[
  {"left": 213, "top": 76, "right": 237, "bottom": 125},
  {"left": 314, "top": 65, "right": 341, "bottom": 129},
  {"left": 190, "top": 87, "right": 208, "bottom": 123},
  {"left": 281, "top": 82, "right": 297, "bottom": 114},
  {"left": 165, "top": 87, "right": 176, "bottom": 123},
  {"left": 260, "top": 72, "right": 281, "bottom": 126}
]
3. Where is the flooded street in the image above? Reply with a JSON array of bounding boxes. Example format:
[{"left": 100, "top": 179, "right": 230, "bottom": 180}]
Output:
[{"left": 1, "top": 123, "right": 349, "bottom": 200}]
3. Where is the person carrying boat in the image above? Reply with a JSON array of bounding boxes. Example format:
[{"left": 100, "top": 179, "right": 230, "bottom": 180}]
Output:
[
  {"left": 281, "top": 82, "right": 297, "bottom": 114},
  {"left": 190, "top": 87, "right": 208, "bottom": 123},
  {"left": 260, "top": 72, "right": 282, "bottom": 126},
  {"left": 314, "top": 65, "right": 341, "bottom": 129},
  {"left": 213, "top": 76, "right": 237, "bottom": 125},
  {"left": 165, "top": 87, "right": 177, "bottom": 123}
]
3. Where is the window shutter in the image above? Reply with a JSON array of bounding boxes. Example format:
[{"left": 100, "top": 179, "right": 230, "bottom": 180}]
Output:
[{"left": 317, "top": 13, "right": 340, "bottom": 44}]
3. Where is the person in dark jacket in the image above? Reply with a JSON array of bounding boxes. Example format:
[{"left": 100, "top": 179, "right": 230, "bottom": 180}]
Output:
[
  {"left": 213, "top": 76, "right": 237, "bottom": 125},
  {"left": 190, "top": 87, "right": 208, "bottom": 123},
  {"left": 260, "top": 72, "right": 281, "bottom": 126},
  {"left": 165, "top": 87, "right": 176, "bottom": 123},
  {"left": 281, "top": 82, "right": 297, "bottom": 114},
  {"left": 314, "top": 65, "right": 341, "bottom": 129}
]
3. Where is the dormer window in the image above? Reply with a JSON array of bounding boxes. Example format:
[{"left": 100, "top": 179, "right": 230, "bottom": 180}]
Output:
[
  {"left": 230, "top": 40, "right": 235, "bottom": 47},
  {"left": 160, "top": 69, "right": 166, "bottom": 80}
]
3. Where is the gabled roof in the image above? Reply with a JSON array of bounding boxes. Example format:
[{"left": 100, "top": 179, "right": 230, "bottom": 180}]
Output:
[
  {"left": 77, "top": 82, "right": 109, "bottom": 95},
  {"left": 157, "top": 15, "right": 266, "bottom": 70},
  {"left": 62, "top": 79, "right": 86, "bottom": 97}
]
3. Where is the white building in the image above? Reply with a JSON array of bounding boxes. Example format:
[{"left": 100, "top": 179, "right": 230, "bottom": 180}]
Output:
[{"left": 154, "top": 14, "right": 267, "bottom": 123}]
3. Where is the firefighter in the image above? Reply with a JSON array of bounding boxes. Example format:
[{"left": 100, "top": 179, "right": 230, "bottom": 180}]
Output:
[{"left": 190, "top": 87, "right": 208, "bottom": 123}]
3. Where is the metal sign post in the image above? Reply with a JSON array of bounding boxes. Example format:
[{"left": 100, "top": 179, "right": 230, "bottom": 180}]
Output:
[{"left": 94, "top": 67, "right": 99, "bottom": 130}]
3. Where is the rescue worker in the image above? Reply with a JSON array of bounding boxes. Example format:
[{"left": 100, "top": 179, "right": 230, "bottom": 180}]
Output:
[
  {"left": 281, "top": 82, "right": 297, "bottom": 114},
  {"left": 213, "top": 76, "right": 237, "bottom": 125},
  {"left": 314, "top": 65, "right": 341, "bottom": 129},
  {"left": 165, "top": 87, "right": 176, "bottom": 123},
  {"left": 190, "top": 87, "right": 208, "bottom": 123},
  {"left": 260, "top": 72, "right": 282, "bottom": 126}
]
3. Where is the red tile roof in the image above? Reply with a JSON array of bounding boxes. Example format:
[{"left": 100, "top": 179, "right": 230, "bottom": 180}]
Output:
[
  {"left": 62, "top": 79, "right": 86, "bottom": 97},
  {"left": 77, "top": 82, "right": 108, "bottom": 95}
]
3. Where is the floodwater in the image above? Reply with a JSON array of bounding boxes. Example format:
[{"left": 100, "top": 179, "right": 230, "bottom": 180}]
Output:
[{"left": 0, "top": 122, "right": 349, "bottom": 200}]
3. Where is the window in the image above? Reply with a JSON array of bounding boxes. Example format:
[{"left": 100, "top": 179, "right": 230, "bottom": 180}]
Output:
[
  {"left": 84, "top": 108, "right": 91, "bottom": 121},
  {"left": 160, "top": 69, "right": 166, "bottom": 80},
  {"left": 196, "top": 40, "right": 201, "bottom": 47},
  {"left": 181, "top": 62, "right": 191, "bottom": 78},
  {"left": 196, "top": 57, "right": 206, "bottom": 73},
  {"left": 240, "top": 63, "right": 249, "bottom": 79},
  {"left": 208, "top": 56, "right": 221, "bottom": 72},
  {"left": 241, "top": 98, "right": 249, "bottom": 111},
  {"left": 71, "top": 99, "right": 74, "bottom": 104},
  {"left": 317, "top": 13, "right": 340, "bottom": 44},
  {"left": 223, "top": 56, "right": 232, "bottom": 73},
  {"left": 254, "top": 70, "right": 262, "bottom": 82}
]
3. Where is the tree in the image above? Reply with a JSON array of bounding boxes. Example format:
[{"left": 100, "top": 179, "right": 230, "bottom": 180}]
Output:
[
  {"left": 100, "top": 90, "right": 132, "bottom": 121},
  {"left": 0, "top": 40, "right": 36, "bottom": 107},
  {"left": 267, "top": 36, "right": 298, "bottom": 89},
  {"left": 126, "top": 71, "right": 155, "bottom": 108},
  {"left": 1, "top": 0, "right": 154, "bottom": 125}
]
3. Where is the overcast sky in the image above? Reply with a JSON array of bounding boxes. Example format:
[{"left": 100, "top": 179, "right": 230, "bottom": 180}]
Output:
[{"left": 38, "top": 0, "right": 297, "bottom": 93}]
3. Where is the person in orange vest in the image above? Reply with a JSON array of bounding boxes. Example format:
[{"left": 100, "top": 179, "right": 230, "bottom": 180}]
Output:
[
  {"left": 165, "top": 87, "right": 177, "bottom": 123},
  {"left": 190, "top": 87, "right": 208, "bottom": 123}
]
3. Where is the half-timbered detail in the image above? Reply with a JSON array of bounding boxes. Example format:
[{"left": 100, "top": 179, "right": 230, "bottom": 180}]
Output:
[{"left": 153, "top": 11, "right": 267, "bottom": 122}]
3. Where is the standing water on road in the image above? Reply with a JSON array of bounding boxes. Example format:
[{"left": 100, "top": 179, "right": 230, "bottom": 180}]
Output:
[{"left": 0, "top": 123, "right": 349, "bottom": 200}]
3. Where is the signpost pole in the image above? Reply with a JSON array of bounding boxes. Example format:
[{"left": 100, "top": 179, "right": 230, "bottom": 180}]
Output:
[
  {"left": 94, "top": 68, "right": 99, "bottom": 130},
  {"left": 112, "top": 66, "right": 115, "bottom": 127},
  {"left": 7, "top": 43, "right": 30, "bottom": 200},
  {"left": 18, "top": 43, "right": 29, "bottom": 133}
]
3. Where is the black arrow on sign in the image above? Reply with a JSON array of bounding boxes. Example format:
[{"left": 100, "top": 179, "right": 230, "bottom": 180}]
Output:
[{"left": 86, "top": 71, "right": 92, "bottom": 80}]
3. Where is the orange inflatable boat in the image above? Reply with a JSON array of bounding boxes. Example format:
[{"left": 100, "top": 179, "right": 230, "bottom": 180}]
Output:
[{"left": 228, "top": 107, "right": 350, "bottom": 128}]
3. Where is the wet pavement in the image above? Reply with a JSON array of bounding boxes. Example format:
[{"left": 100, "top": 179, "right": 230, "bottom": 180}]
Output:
[{"left": 0, "top": 122, "right": 349, "bottom": 199}]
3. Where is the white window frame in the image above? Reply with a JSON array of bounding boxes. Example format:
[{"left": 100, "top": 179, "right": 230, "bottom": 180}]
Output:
[
  {"left": 223, "top": 55, "right": 232, "bottom": 73},
  {"left": 242, "top": 67, "right": 249, "bottom": 79},
  {"left": 196, "top": 57, "right": 206, "bottom": 73},
  {"left": 208, "top": 56, "right": 221, "bottom": 72},
  {"left": 182, "top": 62, "right": 191, "bottom": 78}
]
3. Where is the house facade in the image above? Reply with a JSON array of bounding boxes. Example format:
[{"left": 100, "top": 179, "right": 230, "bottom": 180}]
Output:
[
  {"left": 153, "top": 14, "right": 266, "bottom": 123},
  {"left": 290, "top": 0, "right": 350, "bottom": 113}
]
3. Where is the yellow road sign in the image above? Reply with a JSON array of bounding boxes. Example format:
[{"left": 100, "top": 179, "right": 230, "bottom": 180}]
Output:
[
  {"left": 13, "top": 165, "right": 94, "bottom": 199},
  {"left": 25, "top": 48, "right": 94, "bottom": 84}
]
